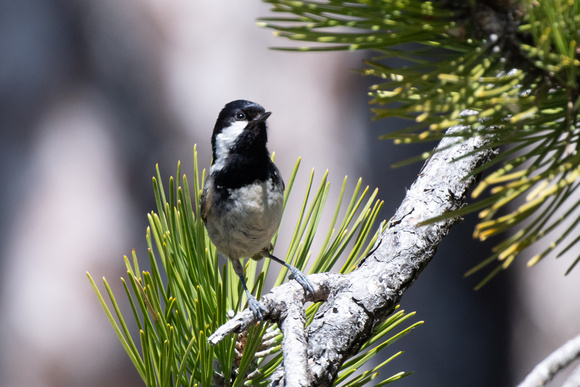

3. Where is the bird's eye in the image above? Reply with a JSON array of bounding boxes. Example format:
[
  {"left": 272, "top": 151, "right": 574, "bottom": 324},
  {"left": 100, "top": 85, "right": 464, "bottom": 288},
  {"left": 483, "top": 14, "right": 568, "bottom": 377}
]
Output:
[{"left": 235, "top": 112, "right": 246, "bottom": 120}]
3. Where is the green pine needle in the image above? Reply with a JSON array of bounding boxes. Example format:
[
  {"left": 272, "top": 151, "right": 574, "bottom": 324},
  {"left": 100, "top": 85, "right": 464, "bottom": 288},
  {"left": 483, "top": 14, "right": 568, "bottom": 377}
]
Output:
[
  {"left": 88, "top": 149, "right": 418, "bottom": 386},
  {"left": 258, "top": 0, "right": 580, "bottom": 282}
]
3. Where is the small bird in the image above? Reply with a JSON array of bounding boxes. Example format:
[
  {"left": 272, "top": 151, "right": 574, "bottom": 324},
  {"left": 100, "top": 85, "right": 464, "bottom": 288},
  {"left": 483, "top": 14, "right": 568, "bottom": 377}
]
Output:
[{"left": 201, "top": 100, "right": 314, "bottom": 319}]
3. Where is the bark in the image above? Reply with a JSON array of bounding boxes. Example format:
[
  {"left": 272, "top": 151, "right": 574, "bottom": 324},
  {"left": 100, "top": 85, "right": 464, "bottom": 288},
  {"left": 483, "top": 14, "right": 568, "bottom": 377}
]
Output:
[{"left": 518, "top": 333, "right": 580, "bottom": 387}]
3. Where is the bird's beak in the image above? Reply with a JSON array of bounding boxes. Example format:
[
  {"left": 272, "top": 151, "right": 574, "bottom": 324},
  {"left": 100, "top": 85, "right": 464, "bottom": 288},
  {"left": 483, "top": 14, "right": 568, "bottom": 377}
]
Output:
[{"left": 255, "top": 111, "right": 272, "bottom": 124}]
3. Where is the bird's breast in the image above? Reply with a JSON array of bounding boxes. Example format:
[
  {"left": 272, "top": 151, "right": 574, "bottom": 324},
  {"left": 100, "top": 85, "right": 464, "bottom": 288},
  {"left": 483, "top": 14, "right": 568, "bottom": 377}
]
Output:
[{"left": 202, "top": 178, "right": 284, "bottom": 259}]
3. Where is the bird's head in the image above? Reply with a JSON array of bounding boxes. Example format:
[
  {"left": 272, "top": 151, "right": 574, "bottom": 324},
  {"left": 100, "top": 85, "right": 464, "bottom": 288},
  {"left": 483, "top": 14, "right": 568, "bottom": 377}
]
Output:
[{"left": 211, "top": 100, "right": 272, "bottom": 167}]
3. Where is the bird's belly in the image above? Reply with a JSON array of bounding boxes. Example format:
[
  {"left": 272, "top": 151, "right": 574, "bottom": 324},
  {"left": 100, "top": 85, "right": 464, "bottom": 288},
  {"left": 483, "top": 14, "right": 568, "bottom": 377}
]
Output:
[{"left": 205, "top": 181, "right": 284, "bottom": 259}]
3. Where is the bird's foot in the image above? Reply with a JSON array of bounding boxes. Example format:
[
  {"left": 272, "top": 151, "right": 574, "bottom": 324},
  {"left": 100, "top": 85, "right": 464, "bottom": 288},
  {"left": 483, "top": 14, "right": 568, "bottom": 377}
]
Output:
[
  {"left": 246, "top": 295, "right": 266, "bottom": 320},
  {"left": 261, "top": 252, "right": 315, "bottom": 297},
  {"left": 288, "top": 267, "right": 315, "bottom": 296}
]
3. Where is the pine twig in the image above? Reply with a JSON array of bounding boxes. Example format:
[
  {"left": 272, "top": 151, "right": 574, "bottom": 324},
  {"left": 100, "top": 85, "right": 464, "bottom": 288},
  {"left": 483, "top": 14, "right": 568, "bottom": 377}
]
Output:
[{"left": 518, "top": 333, "right": 580, "bottom": 387}]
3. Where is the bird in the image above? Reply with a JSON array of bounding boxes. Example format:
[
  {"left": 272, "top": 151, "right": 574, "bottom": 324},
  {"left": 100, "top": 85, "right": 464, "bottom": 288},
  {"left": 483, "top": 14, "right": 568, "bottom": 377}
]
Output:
[{"left": 200, "top": 99, "right": 314, "bottom": 319}]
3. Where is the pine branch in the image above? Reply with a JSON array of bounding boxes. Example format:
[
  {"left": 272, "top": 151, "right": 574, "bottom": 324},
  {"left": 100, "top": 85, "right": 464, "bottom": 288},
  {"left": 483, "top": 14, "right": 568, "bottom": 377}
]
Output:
[
  {"left": 209, "top": 125, "right": 497, "bottom": 385},
  {"left": 259, "top": 0, "right": 580, "bottom": 284},
  {"left": 563, "top": 364, "right": 580, "bottom": 387},
  {"left": 518, "top": 333, "right": 580, "bottom": 387}
]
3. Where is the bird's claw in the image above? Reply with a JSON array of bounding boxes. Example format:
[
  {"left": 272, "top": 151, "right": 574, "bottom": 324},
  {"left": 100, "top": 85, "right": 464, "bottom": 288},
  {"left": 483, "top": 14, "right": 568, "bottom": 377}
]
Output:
[
  {"left": 289, "top": 268, "right": 315, "bottom": 296},
  {"left": 247, "top": 296, "right": 266, "bottom": 320}
]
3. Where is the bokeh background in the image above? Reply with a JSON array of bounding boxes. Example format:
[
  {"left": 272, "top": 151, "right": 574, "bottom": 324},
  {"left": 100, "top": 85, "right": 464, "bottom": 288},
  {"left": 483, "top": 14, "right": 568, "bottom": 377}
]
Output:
[{"left": 1, "top": 1, "right": 579, "bottom": 386}]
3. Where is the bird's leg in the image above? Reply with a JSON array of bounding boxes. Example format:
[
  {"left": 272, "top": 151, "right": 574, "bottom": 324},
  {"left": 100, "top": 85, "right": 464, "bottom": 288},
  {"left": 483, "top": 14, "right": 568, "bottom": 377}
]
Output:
[
  {"left": 264, "top": 252, "right": 314, "bottom": 296},
  {"left": 230, "top": 258, "right": 265, "bottom": 320}
]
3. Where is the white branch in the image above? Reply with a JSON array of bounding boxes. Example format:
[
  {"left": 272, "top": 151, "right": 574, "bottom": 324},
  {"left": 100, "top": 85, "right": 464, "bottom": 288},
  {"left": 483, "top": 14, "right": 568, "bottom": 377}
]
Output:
[
  {"left": 518, "top": 333, "right": 580, "bottom": 387},
  {"left": 278, "top": 283, "right": 308, "bottom": 387},
  {"left": 208, "top": 273, "right": 336, "bottom": 345},
  {"left": 305, "top": 128, "right": 495, "bottom": 385},
  {"left": 563, "top": 363, "right": 580, "bottom": 387}
]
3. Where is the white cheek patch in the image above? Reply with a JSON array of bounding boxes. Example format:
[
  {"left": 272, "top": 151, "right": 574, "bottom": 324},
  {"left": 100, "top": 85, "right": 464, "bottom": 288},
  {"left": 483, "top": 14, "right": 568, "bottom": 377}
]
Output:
[{"left": 212, "top": 120, "right": 248, "bottom": 172}]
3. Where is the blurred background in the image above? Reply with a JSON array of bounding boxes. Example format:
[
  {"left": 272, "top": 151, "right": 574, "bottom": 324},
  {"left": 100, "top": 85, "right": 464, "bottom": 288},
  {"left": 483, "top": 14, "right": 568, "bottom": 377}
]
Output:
[{"left": 1, "top": 0, "right": 579, "bottom": 386}]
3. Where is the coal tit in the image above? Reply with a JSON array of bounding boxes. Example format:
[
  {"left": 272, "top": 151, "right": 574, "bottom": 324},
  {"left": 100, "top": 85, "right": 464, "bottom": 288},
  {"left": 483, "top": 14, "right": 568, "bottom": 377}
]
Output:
[{"left": 201, "top": 100, "right": 314, "bottom": 319}]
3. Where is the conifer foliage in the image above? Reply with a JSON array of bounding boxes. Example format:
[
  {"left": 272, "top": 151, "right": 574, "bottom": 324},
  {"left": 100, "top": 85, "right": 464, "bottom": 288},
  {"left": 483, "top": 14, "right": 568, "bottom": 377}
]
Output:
[{"left": 259, "top": 0, "right": 580, "bottom": 284}]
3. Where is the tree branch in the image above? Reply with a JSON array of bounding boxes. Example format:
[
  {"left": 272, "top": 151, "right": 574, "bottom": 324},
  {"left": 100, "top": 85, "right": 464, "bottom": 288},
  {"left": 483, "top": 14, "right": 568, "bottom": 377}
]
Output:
[
  {"left": 209, "top": 126, "right": 497, "bottom": 386},
  {"left": 563, "top": 363, "right": 580, "bottom": 387},
  {"left": 305, "top": 128, "right": 496, "bottom": 386},
  {"left": 518, "top": 333, "right": 580, "bottom": 387},
  {"left": 208, "top": 273, "right": 336, "bottom": 345}
]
